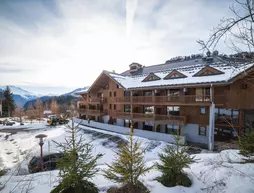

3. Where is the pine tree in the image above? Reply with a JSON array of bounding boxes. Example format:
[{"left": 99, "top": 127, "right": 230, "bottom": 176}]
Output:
[
  {"left": 156, "top": 135, "right": 194, "bottom": 187},
  {"left": 3, "top": 86, "right": 15, "bottom": 117},
  {"left": 103, "top": 132, "right": 152, "bottom": 193},
  {"left": 238, "top": 133, "right": 254, "bottom": 159},
  {"left": 51, "top": 117, "right": 103, "bottom": 193}
]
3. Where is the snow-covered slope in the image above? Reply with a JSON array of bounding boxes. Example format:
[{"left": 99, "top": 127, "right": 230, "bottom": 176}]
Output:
[
  {"left": 62, "top": 87, "right": 89, "bottom": 97},
  {"left": 0, "top": 86, "right": 37, "bottom": 107}
]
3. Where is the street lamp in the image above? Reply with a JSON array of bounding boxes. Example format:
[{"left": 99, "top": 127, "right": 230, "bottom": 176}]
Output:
[{"left": 35, "top": 134, "right": 47, "bottom": 171}]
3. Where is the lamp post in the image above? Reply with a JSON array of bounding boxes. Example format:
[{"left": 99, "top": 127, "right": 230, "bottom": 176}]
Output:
[{"left": 35, "top": 134, "right": 47, "bottom": 171}]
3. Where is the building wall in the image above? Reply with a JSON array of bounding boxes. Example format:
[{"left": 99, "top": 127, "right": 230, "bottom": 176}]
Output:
[
  {"left": 214, "top": 73, "right": 254, "bottom": 109},
  {"left": 181, "top": 124, "right": 209, "bottom": 144},
  {"left": 181, "top": 106, "right": 210, "bottom": 125}
]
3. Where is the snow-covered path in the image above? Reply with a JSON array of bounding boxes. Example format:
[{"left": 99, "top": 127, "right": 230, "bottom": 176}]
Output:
[{"left": 0, "top": 122, "right": 253, "bottom": 193}]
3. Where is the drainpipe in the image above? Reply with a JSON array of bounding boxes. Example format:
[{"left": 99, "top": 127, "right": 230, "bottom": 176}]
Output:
[{"left": 208, "top": 84, "right": 215, "bottom": 151}]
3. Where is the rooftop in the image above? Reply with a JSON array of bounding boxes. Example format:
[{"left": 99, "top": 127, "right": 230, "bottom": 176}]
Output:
[{"left": 108, "top": 61, "right": 254, "bottom": 89}]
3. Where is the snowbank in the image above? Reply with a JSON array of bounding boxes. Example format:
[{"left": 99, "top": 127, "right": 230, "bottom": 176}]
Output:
[{"left": 74, "top": 118, "right": 186, "bottom": 144}]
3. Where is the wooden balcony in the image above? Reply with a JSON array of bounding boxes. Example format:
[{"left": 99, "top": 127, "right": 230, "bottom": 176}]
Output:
[
  {"left": 115, "top": 111, "right": 131, "bottom": 119},
  {"left": 112, "top": 97, "right": 131, "bottom": 103},
  {"left": 154, "top": 114, "right": 186, "bottom": 126},
  {"left": 132, "top": 96, "right": 153, "bottom": 103},
  {"left": 88, "top": 97, "right": 107, "bottom": 104},
  {"left": 111, "top": 111, "right": 186, "bottom": 126},
  {"left": 129, "top": 95, "right": 211, "bottom": 105},
  {"left": 78, "top": 109, "right": 106, "bottom": 116}
]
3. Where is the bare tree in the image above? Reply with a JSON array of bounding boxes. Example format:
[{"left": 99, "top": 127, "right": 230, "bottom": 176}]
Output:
[
  {"left": 35, "top": 98, "right": 43, "bottom": 122},
  {"left": 50, "top": 99, "right": 59, "bottom": 115},
  {"left": 198, "top": 0, "right": 254, "bottom": 55}
]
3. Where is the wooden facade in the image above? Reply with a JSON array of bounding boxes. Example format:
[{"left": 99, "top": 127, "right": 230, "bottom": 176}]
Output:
[{"left": 78, "top": 68, "right": 254, "bottom": 141}]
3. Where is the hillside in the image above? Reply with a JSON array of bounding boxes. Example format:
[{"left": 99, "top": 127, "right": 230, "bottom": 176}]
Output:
[{"left": 0, "top": 86, "right": 37, "bottom": 107}]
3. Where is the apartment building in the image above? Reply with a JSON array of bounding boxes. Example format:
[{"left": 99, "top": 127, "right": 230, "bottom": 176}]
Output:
[{"left": 77, "top": 54, "right": 254, "bottom": 149}]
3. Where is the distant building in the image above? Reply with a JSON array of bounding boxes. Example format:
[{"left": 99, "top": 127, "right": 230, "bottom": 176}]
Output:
[{"left": 0, "top": 92, "right": 5, "bottom": 117}]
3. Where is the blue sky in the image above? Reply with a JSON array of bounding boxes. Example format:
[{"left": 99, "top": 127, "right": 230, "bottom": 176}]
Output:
[{"left": 0, "top": 0, "right": 234, "bottom": 95}]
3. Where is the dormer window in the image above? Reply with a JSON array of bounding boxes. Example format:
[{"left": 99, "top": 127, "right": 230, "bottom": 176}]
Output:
[
  {"left": 193, "top": 66, "right": 224, "bottom": 77},
  {"left": 164, "top": 70, "right": 187, "bottom": 79},
  {"left": 142, "top": 73, "right": 161, "bottom": 82},
  {"left": 130, "top": 66, "right": 137, "bottom": 70},
  {"left": 129, "top": 62, "right": 142, "bottom": 73}
]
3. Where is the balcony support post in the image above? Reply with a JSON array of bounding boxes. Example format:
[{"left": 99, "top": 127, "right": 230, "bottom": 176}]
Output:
[{"left": 208, "top": 84, "right": 215, "bottom": 151}]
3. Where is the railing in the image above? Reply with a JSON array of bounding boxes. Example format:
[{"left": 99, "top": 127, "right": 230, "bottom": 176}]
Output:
[
  {"left": 132, "top": 96, "right": 153, "bottom": 103},
  {"left": 78, "top": 109, "right": 106, "bottom": 115},
  {"left": 133, "top": 113, "right": 154, "bottom": 120},
  {"left": 154, "top": 114, "right": 186, "bottom": 125},
  {"left": 113, "top": 97, "right": 131, "bottom": 103},
  {"left": 104, "top": 110, "right": 186, "bottom": 126},
  {"left": 88, "top": 97, "right": 107, "bottom": 103},
  {"left": 111, "top": 95, "right": 211, "bottom": 104},
  {"left": 115, "top": 111, "right": 131, "bottom": 118},
  {"left": 155, "top": 95, "right": 211, "bottom": 103}
]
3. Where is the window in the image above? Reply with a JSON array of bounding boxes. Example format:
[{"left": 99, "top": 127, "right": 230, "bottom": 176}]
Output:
[
  {"left": 168, "top": 89, "right": 180, "bottom": 96},
  {"left": 199, "top": 126, "right": 206, "bottom": 136},
  {"left": 109, "top": 104, "right": 112, "bottom": 110},
  {"left": 164, "top": 70, "right": 187, "bottom": 79},
  {"left": 114, "top": 92, "right": 116, "bottom": 97},
  {"left": 144, "top": 106, "right": 154, "bottom": 114},
  {"left": 109, "top": 92, "right": 112, "bottom": 97},
  {"left": 215, "top": 108, "right": 239, "bottom": 124},
  {"left": 144, "top": 90, "right": 152, "bottom": 96},
  {"left": 166, "top": 125, "right": 180, "bottom": 135},
  {"left": 124, "top": 105, "right": 131, "bottom": 112},
  {"left": 103, "top": 84, "right": 109, "bottom": 90},
  {"left": 167, "top": 106, "right": 180, "bottom": 116},
  {"left": 200, "top": 107, "right": 206, "bottom": 115},
  {"left": 124, "top": 119, "right": 131, "bottom": 128},
  {"left": 116, "top": 84, "right": 119, "bottom": 89},
  {"left": 114, "top": 104, "right": 116, "bottom": 110},
  {"left": 193, "top": 66, "right": 224, "bottom": 77},
  {"left": 142, "top": 73, "right": 161, "bottom": 82},
  {"left": 124, "top": 91, "right": 130, "bottom": 96}
]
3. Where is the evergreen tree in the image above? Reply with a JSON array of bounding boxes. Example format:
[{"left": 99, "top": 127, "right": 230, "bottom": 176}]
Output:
[
  {"left": 238, "top": 133, "right": 254, "bottom": 159},
  {"left": 3, "top": 86, "right": 15, "bottom": 117},
  {"left": 156, "top": 135, "right": 194, "bottom": 187},
  {"left": 51, "top": 117, "right": 103, "bottom": 193},
  {"left": 103, "top": 132, "right": 152, "bottom": 193}
]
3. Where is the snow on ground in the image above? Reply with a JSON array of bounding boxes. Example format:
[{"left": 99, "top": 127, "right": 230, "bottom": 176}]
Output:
[{"left": 0, "top": 122, "right": 253, "bottom": 193}]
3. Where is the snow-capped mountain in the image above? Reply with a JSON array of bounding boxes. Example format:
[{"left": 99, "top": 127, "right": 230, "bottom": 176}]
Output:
[
  {"left": 62, "top": 87, "right": 88, "bottom": 97},
  {"left": 0, "top": 86, "right": 38, "bottom": 107}
]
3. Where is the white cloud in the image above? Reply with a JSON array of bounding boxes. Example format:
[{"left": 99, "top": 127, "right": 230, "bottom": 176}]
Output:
[{"left": 0, "top": 0, "right": 233, "bottom": 94}]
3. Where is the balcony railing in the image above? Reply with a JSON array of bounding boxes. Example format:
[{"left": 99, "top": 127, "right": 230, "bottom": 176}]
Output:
[
  {"left": 111, "top": 95, "right": 212, "bottom": 104},
  {"left": 78, "top": 109, "right": 106, "bottom": 115},
  {"left": 154, "top": 114, "right": 186, "bottom": 125},
  {"left": 111, "top": 111, "right": 186, "bottom": 126},
  {"left": 113, "top": 97, "right": 131, "bottom": 103},
  {"left": 155, "top": 95, "right": 211, "bottom": 103},
  {"left": 88, "top": 97, "right": 107, "bottom": 103}
]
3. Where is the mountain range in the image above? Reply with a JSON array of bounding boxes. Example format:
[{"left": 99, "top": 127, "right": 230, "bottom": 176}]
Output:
[{"left": 0, "top": 86, "right": 84, "bottom": 107}]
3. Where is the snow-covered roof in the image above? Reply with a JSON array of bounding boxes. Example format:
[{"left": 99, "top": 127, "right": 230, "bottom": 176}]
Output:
[{"left": 109, "top": 62, "right": 254, "bottom": 89}]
